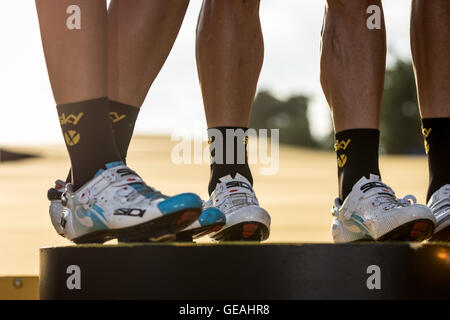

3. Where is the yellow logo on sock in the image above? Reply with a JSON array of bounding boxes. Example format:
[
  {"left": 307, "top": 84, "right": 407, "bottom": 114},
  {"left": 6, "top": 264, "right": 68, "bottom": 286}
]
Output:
[
  {"left": 59, "top": 113, "right": 84, "bottom": 125},
  {"left": 109, "top": 112, "right": 126, "bottom": 123},
  {"left": 422, "top": 127, "right": 431, "bottom": 154},
  {"left": 64, "top": 130, "right": 80, "bottom": 146},
  {"left": 422, "top": 127, "right": 432, "bottom": 138},
  {"left": 424, "top": 141, "right": 430, "bottom": 154},
  {"left": 337, "top": 154, "right": 347, "bottom": 168},
  {"left": 334, "top": 139, "right": 351, "bottom": 151}
]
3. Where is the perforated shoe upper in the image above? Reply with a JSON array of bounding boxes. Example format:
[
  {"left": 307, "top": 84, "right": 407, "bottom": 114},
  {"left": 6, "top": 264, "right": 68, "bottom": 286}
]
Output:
[
  {"left": 427, "top": 184, "right": 450, "bottom": 233},
  {"left": 332, "top": 174, "right": 435, "bottom": 242}
]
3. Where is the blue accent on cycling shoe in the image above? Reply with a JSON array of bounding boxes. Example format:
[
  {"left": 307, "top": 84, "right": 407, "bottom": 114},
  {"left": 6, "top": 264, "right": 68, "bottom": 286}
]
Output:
[
  {"left": 105, "top": 161, "right": 124, "bottom": 169},
  {"left": 348, "top": 214, "right": 371, "bottom": 236},
  {"left": 129, "top": 183, "right": 161, "bottom": 200},
  {"left": 157, "top": 193, "right": 202, "bottom": 215},
  {"left": 94, "top": 169, "right": 104, "bottom": 178},
  {"left": 94, "top": 162, "right": 125, "bottom": 178},
  {"left": 351, "top": 213, "right": 364, "bottom": 224},
  {"left": 130, "top": 183, "right": 145, "bottom": 191},
  {"left": 198, "top": 207, "right": 226, "bottom": 227},
  {"left": 93, "top": 204, "right": 107, "bottom": 221},
  {"left": 72, "top": 207, "right": 109, "bottom": 236}
]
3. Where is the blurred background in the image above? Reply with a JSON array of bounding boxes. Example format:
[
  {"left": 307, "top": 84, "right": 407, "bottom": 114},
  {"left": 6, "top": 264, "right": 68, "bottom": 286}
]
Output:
[{"left": 0, "top": 0, "right": 429, "bottom": 278}]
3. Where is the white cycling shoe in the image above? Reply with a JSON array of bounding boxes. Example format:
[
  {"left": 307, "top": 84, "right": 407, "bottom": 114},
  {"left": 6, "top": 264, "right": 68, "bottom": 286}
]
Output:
[
  {"left": 49, "top": 179, "right": 227, "bottom": 243},
  {"left": 206, "top": 174, "right": 270, "bottom": 241},
  {"left": 48, "top": 161, "right": 202, "bottom": 244},
  {"left": 427, "top": 184, "right": 450, "bottom": 242},
  {"left": 332, "top": 174, "right": 436, "bottom": 243}
]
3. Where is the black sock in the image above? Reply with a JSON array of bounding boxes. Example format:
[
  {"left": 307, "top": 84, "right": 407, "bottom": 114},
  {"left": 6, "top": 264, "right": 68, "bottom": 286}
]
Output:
[
  {"left": 335, "top": 129, "right": 381, "bottom": 202},
  {"left": 63, "top": 99, "right": 139, "bottom": 183},
  {"left": 57, "top": 97, "right": 122, "bottom": 190},
  {"left": 208, "top": 127, "right": 253, "bottom": 195},
  {"left": 65, "top": 170, "right": 72, "bottom": 184},
  {"left": 422, "top": 118, "right": 450, "bottom": 202},
  {"left": 108, "top": 100, "right": 140, "bottom": 162}
]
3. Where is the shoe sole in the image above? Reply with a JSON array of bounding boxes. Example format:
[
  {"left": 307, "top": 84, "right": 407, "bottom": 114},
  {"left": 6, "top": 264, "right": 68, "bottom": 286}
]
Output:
[
  {"left": 72, "top": 208, "right": 201, "bottom": 244},
  {"left": 176, "top": 222, "right": 225, "bottom": 242},
  {"left": 429, "top": 225, "right": 450, "bottom": 242},
  {"left": 377, "top": 219, "right": 435, "bottom": 242},
  {"left": 211, "top": 222, "right": 270, "bottom": 242}
]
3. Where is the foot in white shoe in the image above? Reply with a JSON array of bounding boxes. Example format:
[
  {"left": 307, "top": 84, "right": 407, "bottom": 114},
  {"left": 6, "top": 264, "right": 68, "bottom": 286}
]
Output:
[
  {"left": 54, "top": 161, "right": 202, "bottom": 243},
  {"left": 206, "top": 174, "right": 270, "bottom": 241},
  {"left": 332, "top": 174, "right": 435, "bottom": 243},
  {"left": 49, "top": 178, "right": 226, "bottom": 243},
  {"left": 428, "top": 184, "right": 450, "bottom": 242}
]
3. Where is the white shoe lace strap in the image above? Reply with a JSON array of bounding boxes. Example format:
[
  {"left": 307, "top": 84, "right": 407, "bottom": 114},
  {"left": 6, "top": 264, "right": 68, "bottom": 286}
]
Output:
[
  {"left": 331, "top": 198, "right": 341, "bottom": 217},
  {"left": 375, "top": 193, "right": 416, "bottom": 207},
  {"left": 400, "top": 194, "right": 417, "bottom": 205},
  {"left": 429, "top": 196, "right": 450, "bottom": 212}
]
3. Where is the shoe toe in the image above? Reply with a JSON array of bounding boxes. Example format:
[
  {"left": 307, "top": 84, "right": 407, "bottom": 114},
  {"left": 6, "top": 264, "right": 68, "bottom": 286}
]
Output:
[
  {"left": 407, "top": 204, "right": 436, "bottom": 222},
  {"left": 199, "top": 207, "right": 226, "bottom": 227},
  {"left": 157, "top": 193, "right": 202, "bottom": 215}
]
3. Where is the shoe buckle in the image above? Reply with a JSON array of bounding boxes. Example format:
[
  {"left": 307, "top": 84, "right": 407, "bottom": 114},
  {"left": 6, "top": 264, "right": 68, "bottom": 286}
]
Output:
[
  {"left": 61, "top": 183, "right": 73, "bottom": 206},
  {"left": 331, "top": 206, "right": 339, "bottom": 217}
]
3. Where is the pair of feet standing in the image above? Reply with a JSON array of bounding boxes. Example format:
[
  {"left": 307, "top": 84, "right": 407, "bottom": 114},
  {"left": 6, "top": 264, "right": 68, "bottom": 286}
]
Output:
[
  {"left": 47, "top": 162, "right": 270, "bottom": 244},
  {"left": 47, "top": 162, "right": 449, "bottom": 244}
]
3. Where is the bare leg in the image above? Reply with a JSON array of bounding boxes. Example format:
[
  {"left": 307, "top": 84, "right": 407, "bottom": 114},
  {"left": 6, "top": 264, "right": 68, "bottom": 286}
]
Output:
[
  {"left": 411, "top": 0, "right": 450, "bottom": 119},
  {"left": 36, "top": 0, "right": 120, "bottom": 188},
  {"left": 320, "top": 0, "right": 386, "bottom": 201},
  {"left": 195, "top": 1, "right": 270, "bottom": 242},
  {"left": 108, "top": 0, "right": 190, "bottom": 108},
  {"left": 320, "top": 1, "right": 436, "bottom": 244},
  {"left": 411, "top": 0, "right": 450, "bottom": 202},
  {"left": 196, "top": 0, "right": 264, "bottom": 196},
  {"left": 106, "top": 0, "right": 190, "bottom": 161},
  {"left": 196, "top": 0, "right": 264, "bottom": 127},
  {"left": 320, "top": 0, "right": 386, "bottom": 132},
  {"left": 36, "top": 0, "right": 107, "bottom": 104}
]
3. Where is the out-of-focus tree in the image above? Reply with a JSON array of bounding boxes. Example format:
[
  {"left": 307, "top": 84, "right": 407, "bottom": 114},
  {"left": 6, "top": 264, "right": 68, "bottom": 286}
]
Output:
[
  {"left": 380, "top": 59, "right": 424, "bottom": 154},
  {"left": 250, "top": 91, "right": 317, "bottom": 148},
  {"left": 250, "top": 59, "right": 424, "bottom": 154}
]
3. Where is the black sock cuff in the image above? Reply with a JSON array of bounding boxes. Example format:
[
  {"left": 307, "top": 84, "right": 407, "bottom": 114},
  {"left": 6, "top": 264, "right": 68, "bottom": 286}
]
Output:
[
  {"left": 335, "top": 128, "right": 380, "bottom": 139},
  {"left": 56, "top": 97, "right": 111, "bottom": 132},
  {"left": 108, "top": 100, "right": 140, "bottom": 121},
  {"left": 421, "top": 118, "right": 450, "bottom": 139},
  {"left": 207, "top": 127, "right": 249, "bottom": 137},
  {"left": 421, "top": 117, "right": 450, "bottom": 125},
  {"left": 57, "top": 97, "right": 108, "bottom": 112},
  {"left": 335, "top": 129, "right": 380, "bottom": 155}
]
